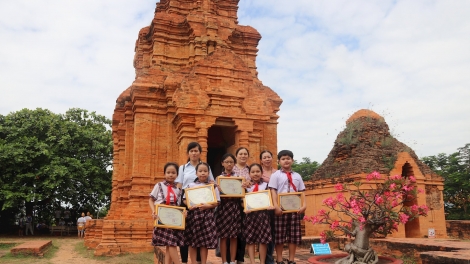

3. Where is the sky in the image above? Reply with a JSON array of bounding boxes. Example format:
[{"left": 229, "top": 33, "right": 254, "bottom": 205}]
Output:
[{"left": 1, "top": 0, "right": 469, "bottom": 164}]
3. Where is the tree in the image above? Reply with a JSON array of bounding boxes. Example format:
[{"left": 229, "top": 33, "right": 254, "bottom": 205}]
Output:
[
  {"left": 291, "top": 157, "right": 319, "bottom": 181},
  {"left": 422, "top": 143, "right": 470, "bottom": 219},
  {"left": 305, "top": 172, "right": 428, "bottom": 263},
  {"left": 0, "top": 108, "right": 113, "bottom": 226}
]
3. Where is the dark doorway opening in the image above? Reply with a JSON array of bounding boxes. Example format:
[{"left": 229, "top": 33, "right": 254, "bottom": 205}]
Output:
[{"left": 207, "top": 122, "right": 236, "bottom": 176}]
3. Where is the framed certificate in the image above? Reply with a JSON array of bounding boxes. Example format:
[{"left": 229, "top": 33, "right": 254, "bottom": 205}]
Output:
[
  {"left": 185, "top": 184, "right": 218, "bottom": 209},
  {"left": 154, "top": 204, "right": 186, "bottom": 230},
  {"left": 217, "top": 176, "right": 245, "bottom": 197},
  {"left": 278, "top": 192, "right": 304, "bottom": 213},
  {"left": 244, "top": 190, "right": 272, "bottom": 212}
]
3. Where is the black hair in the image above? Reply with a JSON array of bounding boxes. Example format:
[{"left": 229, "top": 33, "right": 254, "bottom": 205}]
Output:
[
  {"left": 249, "top": 163, "right": 263, "bottom": 173},
  {"left": 221, "top": 153, "right": 237, "bottom": 164},
  {"left": 259, "top": 150, "right": 273, "bottom": 160},
  {"left": 163, "top": 162, "right": 179, "bottom": 175},
  {"left": 277, "top": 150, "right": 294, "bottom": 160},
  {"left": 187, "top": 142, "right": 202, "bottom": 153},
  {"left": 235, "top": 147, "right": 249, "bottom": 156},
  {"left": 195, "top": 162, "right": 210, "bottom": 173},
  {"left": 186, "top": 142, "right": 202, "bottom": 162}
]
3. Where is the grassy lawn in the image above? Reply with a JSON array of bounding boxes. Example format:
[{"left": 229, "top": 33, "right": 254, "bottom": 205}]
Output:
[{"left": 0, "top": 237, "right": 154, "bottom": 263}]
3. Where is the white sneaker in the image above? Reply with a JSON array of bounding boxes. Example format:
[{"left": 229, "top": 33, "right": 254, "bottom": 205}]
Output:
[
  {"left": 229, "top": 262, "right": 236, "bottom": 264},
  {"left": 223, "top": 262, "right": 229, "bottom": 264}
]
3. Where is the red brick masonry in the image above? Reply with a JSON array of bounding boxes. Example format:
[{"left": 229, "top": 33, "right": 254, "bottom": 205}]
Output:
[{"left": 10, "top": 240, "right": 52, "bottom": 256}]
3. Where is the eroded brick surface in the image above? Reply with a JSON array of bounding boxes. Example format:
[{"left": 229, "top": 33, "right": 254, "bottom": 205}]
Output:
[{"left": 447, "top": 221, "right": 470, "bottom": 240}]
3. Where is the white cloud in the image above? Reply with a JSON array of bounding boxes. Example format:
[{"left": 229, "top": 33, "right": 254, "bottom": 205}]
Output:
[{"left": 1, "top": 0, "right": 469, "bottom": 163}]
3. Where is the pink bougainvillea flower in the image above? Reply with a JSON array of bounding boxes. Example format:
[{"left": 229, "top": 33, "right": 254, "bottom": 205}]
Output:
[
  {"left": 402, "top": 185, "right": 413, "bottom": 192},
  {"left": 334, "top": 183, "right": 344, "bottom": 191},
  {"left": 320, "top": 231, "right": 327, "bottom": 244},
  {"left": 399, "top": 213, "right": 409, "bottom": 224},
  {"left": 389, "top": 183, "right": 396, "bottom": 189},
  {"left": 331, "top": 220, "right": 339, "bottom": 230},
  {"left": 409, "top": 176, "right": 416, "bottom": 182},
  {"left": 375, "top": 196, "right": 384, "bottom": 204}
]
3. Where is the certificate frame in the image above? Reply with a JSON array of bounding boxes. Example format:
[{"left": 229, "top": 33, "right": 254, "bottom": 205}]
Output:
[
  {"left": 278, "top": 192, "right": 304, "bottom": 213},
  {"left": 185, "top": 184, "right": 218, "bottom": 209},
  {"left": 154, "top": 204, "right": 186, "bottom": 230},
  {"left": 217, "top": 176, "right": 245, "bottom": 197},
  {"left": 244, "top": 190, "right": 273, "bottom": 212}
]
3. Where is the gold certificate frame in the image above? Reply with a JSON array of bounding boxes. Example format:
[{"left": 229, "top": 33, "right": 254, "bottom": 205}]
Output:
[
  {"left": 154, "top": 204, "right": 186, "bottom": 230},
  {"left": 217, "top": 176, "right": 245, "bottom": 197},
  {"left": 278, "top": 192, "right": 304, "bottom": 213},
  {"left": 185, "top": 184, "right": 218, "bottom": 209},
  {"left": 244, "top": 190, "right": 273, "bottom": 212}
]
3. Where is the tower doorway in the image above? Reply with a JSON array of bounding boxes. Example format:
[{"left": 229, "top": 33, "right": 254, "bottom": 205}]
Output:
[{"left": 207, "top": 121, "right": 236, "bottom": 176}]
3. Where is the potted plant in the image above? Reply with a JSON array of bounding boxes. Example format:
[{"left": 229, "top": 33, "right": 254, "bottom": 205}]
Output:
[{"left": 305, "top": 171, "right": 428, "bottom": 264}]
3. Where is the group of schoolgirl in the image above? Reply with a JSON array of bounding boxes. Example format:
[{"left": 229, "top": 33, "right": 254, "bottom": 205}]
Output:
[{"left": 148, "top": 142, "right": 307, "bottom": 264}]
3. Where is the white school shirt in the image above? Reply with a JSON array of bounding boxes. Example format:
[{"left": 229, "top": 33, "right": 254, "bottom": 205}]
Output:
[
  {"left": 176, "top": 162, "right": 215, "bottom": 189},
  {"left": 183, "top": 181, "right": 221, "bottom": 202},
  {"left": 77, "top": 217, "right": 86, "bottom": 226},
  {"left": 268, "top": 170, "right": 306, "bottom": 193},
  {"left": 246, "top": 181, "right": 269, "bottom": 193},
  {"left": 149, "top": 181, "right": 183, "bottom": 205}
]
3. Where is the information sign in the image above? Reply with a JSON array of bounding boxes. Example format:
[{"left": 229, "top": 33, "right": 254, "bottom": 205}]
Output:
[{"left": 310, "top": 243, "right": 332, "bottom": 255}]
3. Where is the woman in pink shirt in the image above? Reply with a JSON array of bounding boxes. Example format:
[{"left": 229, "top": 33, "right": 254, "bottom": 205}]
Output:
[
  {"left": 260, "top": 150, "right": 275, "bottom": 183},
  {"left": 260, "top": 150, "right": 276, "bottom": 264},
  {"left": 233, "top": 147, "right": 250, "bottom": 180}
]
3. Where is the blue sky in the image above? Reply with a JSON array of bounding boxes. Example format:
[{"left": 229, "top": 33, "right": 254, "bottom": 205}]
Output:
[{"left": 1, "top": 0, "right": 469, "bottom": 163}]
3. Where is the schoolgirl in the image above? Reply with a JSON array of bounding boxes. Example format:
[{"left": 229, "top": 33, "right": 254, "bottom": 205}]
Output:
[
  {"left": 175, "top": 141, "right": 214, "bottom": 264},
  {"left": 184, "top": 162, "right": 220, "bottom": 264},
  {"left": 149, "top": 162, "right": 184, "bottom": 264},
  {"left": 216, "top": 153, "right": 243, "bottom": 264},
  {"left": 244, "top": 163, "right": 274, "bottom": 264}
]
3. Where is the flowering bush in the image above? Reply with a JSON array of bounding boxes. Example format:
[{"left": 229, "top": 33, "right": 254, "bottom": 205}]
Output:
[{"left": 304, "top": 172, "right": 428, "bottom": 263}]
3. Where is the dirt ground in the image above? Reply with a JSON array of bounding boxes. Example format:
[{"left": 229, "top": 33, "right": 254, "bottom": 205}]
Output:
[{"left": 0, "top": 236, "right": 154, "bottom": 264}]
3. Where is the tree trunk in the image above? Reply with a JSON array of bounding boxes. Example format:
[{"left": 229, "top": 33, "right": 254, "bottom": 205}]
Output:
[{"left": 335, "top": 223, "right": 378, "bottom": 264}]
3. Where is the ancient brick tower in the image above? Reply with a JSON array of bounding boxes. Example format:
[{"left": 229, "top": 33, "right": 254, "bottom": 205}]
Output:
[
  {"left": 303, "top": 109, "right": 447, "bottom": 238},
  {"left": 85, "top": 0, "right": 282, "bottom": 255}
]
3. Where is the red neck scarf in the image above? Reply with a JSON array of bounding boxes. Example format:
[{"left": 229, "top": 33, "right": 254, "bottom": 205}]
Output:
[
  {"left": 166, "top": 184, "right": 176, "bottom": 205},
  {"left": 252, "top": 182, "right": 259, "bottom": 192},
  {"left": 286, "top": 171, "right": 297, "bottom": 192}
]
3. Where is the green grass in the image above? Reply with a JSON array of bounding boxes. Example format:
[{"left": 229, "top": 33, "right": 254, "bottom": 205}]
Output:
[
  {"left": 0, "top": 242, "right": 58, "bottom": 263},
  {"left": 395, "top": 253, "right": 419, "bottom": 264},
  {"left": 0, "top": 243, "right": 18, "bottom": 250}
]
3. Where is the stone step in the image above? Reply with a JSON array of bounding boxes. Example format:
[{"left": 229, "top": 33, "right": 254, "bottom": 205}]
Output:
[{"left": 10, "top": 240, "right": 52, "bottom": 256}]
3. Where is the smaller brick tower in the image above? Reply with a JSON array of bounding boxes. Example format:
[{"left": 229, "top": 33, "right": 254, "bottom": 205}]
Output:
[{"left": 303, "top": 109, "right": 447, "bottom": 239}]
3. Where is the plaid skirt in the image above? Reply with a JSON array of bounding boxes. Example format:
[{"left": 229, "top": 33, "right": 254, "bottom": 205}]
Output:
[
  {"left": 152, "top": 227, "right": 185, "bottom": 247},
  {"left": 243, "top": 210, "right": 272, "bottom": 244},
  {"left": 273, "top": 213, "right": 302, "bottom": 245},
  {"left": 185, "top": 208, "right": 218, "bottom": 249},
  {"left": 216, "top": 198, "right": 242, "bottom": 238}
]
